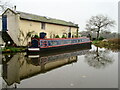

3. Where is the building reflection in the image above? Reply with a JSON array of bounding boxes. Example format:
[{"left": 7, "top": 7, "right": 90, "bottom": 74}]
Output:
[{"left": 2, "top": 49, "right": 90, "bottom": 88}]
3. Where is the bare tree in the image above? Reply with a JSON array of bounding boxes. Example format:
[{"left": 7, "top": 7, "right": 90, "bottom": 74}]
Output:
[
  {"left": 0, "top": 0, "right": 13, "bottom": 13},
  {"left": 18, "top": 30, "right": 35, "bottom": 46},
  {"left": 84, "top": 46, "right": 114, "bottom": 69},
  {"left": 85, "top": 15, "right": 115, "bottom": 40}
]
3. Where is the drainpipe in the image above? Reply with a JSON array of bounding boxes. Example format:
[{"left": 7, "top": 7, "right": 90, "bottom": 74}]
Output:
[{"left": 76, "top": 25, "right": 79, "bottom": 38}]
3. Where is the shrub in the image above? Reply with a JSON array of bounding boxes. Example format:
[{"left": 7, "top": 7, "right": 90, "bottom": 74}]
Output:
[
  {"left": 75, "top": 35, "right": 78, "bottom": 38},
  {"left": 98, "top": 36, "right": 104, "bottom": 40},
  {"left": 34, "top": 35, "right": 39, "bottom": 38},
  {"left": 55, "top": 35, "right": 60, "bottom": 38},
  {"left": 92, "top": 40, "right": 99, "bottom": 44},
  {"left": 62, "top": 35, "right": 66, "bottom": 38},
  {"left": 108, "top": 38, "right": 120, "bottom": 44},
  {"left": 92, "top": 38, "right": 96, "bottom": 41}
]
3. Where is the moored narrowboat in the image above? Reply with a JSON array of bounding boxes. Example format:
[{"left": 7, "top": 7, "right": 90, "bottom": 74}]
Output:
[{"left": 27, "top": 36, "right": 92, "bottom": 52}]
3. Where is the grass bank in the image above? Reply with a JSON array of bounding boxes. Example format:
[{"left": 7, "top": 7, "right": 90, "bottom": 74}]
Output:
[
  {"left": 92, "top": 38, "right": 120, "bottom": 50},
  {"left": 0, "top": 46, "right": 27, "bottom": 53}
]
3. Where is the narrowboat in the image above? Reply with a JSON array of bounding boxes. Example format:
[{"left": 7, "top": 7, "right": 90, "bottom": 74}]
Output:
[{"left": 27, "top": 33, "right": 92, "bottom": 52}]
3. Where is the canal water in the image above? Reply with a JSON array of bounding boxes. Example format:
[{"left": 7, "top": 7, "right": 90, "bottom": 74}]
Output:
[{"left": 0, "top": 45, "right": 118, "bottom": 88}]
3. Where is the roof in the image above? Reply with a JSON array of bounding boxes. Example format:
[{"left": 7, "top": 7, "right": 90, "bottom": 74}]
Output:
[
  {"left": 17, "top": 11, "right": 79, "bottom": 28},
  {"left": 3, "top": 8, "right": 78, "bottom": 27},
  {"left": 2, "top": 8, "right": 17, "bottom": 15}
]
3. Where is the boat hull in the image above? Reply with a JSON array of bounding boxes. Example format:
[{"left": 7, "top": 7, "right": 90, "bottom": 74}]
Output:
[{"left": 27, "top": 42, "right": 91, "bottom": 53}]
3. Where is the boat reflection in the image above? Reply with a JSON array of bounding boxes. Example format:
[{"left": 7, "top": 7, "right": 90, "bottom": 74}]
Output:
[{"left": 2, "top": 49, "right": 90, "bottom": 87}]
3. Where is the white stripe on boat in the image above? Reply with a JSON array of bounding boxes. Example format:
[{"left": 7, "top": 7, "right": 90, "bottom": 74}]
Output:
[
  {"left": 28, "top": 48, "right": 40, "bottom": 51},
  {"left": 28, "top": 55, "right": 39, "bottom": 58}
]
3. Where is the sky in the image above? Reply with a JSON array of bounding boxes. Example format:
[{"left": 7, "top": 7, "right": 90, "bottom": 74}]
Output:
[{"left": 3, "top": 0, "right": 119, "bottom": 33}]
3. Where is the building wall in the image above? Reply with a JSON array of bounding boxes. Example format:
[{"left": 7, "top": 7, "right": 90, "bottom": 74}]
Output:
[
  {"left": 19, "top": 19, "right": 78, "bottom": 45},
  {"left": 46, "top": 23, "right": 78, "bottom": 38},
  {"left": 3, "top": 9, "right": 78, "bottom": 46},
  {"left": 0, "top": 15, "right": 3, "bottom": 45},
  {"left": 0, "top": 15, "right": 2, "bottom": 31},
  {"left": 3, "top": 10, "right": 20, "bottom": 46}
]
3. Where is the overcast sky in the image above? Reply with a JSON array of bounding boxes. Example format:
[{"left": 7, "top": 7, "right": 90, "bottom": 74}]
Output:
[{"left": 5, "top": 0, "right": 119, "bottom": 32}]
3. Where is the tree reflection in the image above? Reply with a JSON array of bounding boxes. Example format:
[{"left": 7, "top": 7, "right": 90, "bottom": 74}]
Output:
[{"left": 84, "top": 46, "right": 114, "bottom": 69}]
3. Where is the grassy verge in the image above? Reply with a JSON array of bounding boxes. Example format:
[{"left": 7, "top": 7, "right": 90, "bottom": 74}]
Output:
[
  {"left": 0, "top": 47, "right": 27, "bottom": 53},
  {"left": 92, "top": 38, "right": 120, "bottom": 50}
]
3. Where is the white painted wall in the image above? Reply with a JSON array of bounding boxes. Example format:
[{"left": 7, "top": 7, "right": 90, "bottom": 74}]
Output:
[
  {"left": 0, "top": 15, "right": 3, "bottom": 45},
  {"left": 0, "top": 64, "right": 2, "bottom": 90},
  {"left": 0, "top": 15, "right": 4, "bottom": 45},
  {"left": 0, "top": 15, "right": 2, "bottom": 31},
  {"left": 4, "top": 9, "right": 20, "bottom": 46}
]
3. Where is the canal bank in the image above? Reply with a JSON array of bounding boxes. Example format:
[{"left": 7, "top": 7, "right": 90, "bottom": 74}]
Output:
[
  {"left": 0, "top": 47, "right": 26, "bottom": 53},
  {"left": 92, "top": 38, "right": 120, "bottom": 51}
]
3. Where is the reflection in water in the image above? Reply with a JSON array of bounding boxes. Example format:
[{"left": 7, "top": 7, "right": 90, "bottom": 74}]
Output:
[
  {"left": 84, "top": 46, "right": 114, "bottom": 69},
  {"left": 2, "top": 49, "right": 89, "bottom": 88},
  {"left": 106, "top": 47, "right": 120, "bottom": 52}
]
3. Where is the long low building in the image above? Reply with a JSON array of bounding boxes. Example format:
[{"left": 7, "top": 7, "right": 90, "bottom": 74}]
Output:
[
  {"left": 2, "top": 8, "right": 79, "bottom": 46},
  {"left": 0, "top": 15, "right": 1, "bottom": 31}
]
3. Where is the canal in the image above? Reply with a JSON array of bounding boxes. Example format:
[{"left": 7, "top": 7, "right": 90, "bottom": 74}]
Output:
[{"left": 0, "top": 45, "right": 118, "bottom": 88}]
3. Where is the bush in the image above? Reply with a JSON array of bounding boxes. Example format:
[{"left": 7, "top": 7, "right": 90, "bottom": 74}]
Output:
[
  {"left": 92, "top": 38, "right": 96, "bottom": 41},
  {"left": 75, "top": 35, "right": 78, "bottom": 38},
  {"left": 34, "top": 35, "right": 39, "bottom": 38},
  {"left": 98, "top": 37, "right": 104, "bottom": 40},
  {"left": 55, "top": 35, "right": 60, "bottom": 38},
  {"left": 62, "top": 35, "right": 66, "bottom": 38},
  {"left": 108, "top": 38, "right": 120, "bottom": 44},
  {"left": 92, "top": 40, "right": 99, "bottom": 44}
]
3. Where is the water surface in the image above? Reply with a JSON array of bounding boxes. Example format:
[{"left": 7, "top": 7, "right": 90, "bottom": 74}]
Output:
[{"left": 0, "top": 45, "right": 118, "bottom": 88}]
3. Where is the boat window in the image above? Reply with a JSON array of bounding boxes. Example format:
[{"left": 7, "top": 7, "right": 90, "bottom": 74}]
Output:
[
  {"left": 78, "top": 39, "right": 81, "bottom": 43},
  {"left": 48, "top": 40, "right": 59, "bottom": 46},
  {"left": 40, "top": 40, "right": 47, "bottom": 47},
  {"left": 46, "top": 38, "right": 90, "bottom": 47},
  {"left": 31, "top": 39, "right": 38, "bottom": 48}
]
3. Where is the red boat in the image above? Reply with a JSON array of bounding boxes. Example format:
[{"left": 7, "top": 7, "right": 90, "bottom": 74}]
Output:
[{"left": 27, "top": 37, "right": 92, "bottom": 52}]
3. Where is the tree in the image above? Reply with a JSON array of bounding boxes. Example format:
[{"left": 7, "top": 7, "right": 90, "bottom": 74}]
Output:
[
  {"left": 84, "top": 46, "right": 114, "bottom": 69},
  {"left": 55, "top": 35, "right": 60, "bottom": 38},
  {"left": 22, "top": 31, "right": 35, "bottom": 45},
  {"left": 18, "top": 30, "right": 35, "bottom": 45},
  {"left": 62, "top": 34, "right": 66, "bottom": 38},
  {"left": 85, "top": 15, "right": 115, "bottom": 40},
  {"left": 0, "top": 0, "right": 13, "bottom": 13}
]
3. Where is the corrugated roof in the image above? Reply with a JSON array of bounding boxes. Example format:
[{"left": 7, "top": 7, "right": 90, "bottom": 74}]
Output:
[{"left": 17, "top": 11, "right": 78, "bottom": 28}]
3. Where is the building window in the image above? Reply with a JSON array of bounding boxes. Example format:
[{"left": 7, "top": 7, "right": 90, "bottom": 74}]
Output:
[{"left": 41, "top": 22, "right": 45, "bottom": 30}]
